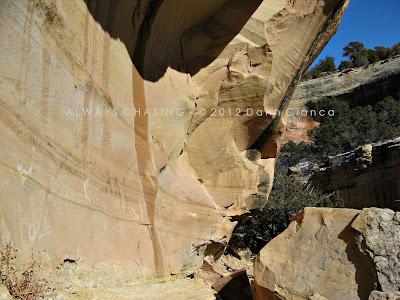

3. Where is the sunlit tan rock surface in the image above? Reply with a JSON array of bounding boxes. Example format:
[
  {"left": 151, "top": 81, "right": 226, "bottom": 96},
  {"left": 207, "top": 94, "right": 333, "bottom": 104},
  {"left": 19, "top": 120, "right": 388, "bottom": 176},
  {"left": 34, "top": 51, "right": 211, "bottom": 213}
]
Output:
[
  {"left": 254, "top": 207, "right": 400, "bottom": 300},
  {"left": 253, "top": 208, "right": 376, "bottom": 300},
  {"left": 0, "top": 0, "right": 348, "bottom": 279}
]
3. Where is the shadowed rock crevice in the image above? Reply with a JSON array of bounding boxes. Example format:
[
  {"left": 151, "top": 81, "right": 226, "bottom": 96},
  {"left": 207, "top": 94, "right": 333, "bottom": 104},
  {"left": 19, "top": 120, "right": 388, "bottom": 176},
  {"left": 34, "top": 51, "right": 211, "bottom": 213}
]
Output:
[{"left": 338, "top": 220, "right": 378, "bottom": 300}]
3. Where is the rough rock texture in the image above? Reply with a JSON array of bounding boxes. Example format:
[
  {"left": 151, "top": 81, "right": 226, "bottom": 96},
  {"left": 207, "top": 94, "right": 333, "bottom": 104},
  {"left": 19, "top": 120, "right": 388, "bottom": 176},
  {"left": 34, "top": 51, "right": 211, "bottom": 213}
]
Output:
[
  {"left": 311, "top": 138, "right": 400, "bottom": 210},
  {"left": 285, "top": 55, "right": 400, "bottom": 142},
  {"left": 59, "top": 277, "right": 216, "bottom": 300},
  {"left": 73, "top": 279, "right": 216, "bottom": 300},
  {"left": 293, "top": 55, "right": 400, "bottom": 104},
  {"left": 0, "top": 0, "right": 348, "bottom": 279},
  {"left": 254, "top": 207, "right": 400, "bottom": 300},
  {"left": 253, "top": 207, "right": 377, "bottom": 300},
  {"left": 352, "top": 208, "right": 400, "bottom": 293},
  {"left": 284, "top": 114, "right": 319, "bottom": 143},
  {"left": 369, "top": 291, "right": 400, "bottom": 300}
]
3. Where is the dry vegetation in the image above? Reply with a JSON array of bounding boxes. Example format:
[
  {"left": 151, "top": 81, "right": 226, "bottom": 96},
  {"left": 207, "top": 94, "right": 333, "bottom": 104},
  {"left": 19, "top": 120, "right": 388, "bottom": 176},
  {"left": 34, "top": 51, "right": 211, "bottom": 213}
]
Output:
[
  {"left": 230, "top": 171, "right": 343, "bottom": 253},
  {"left": 0, "top": 243, "right": 54, "bottom": 300}
]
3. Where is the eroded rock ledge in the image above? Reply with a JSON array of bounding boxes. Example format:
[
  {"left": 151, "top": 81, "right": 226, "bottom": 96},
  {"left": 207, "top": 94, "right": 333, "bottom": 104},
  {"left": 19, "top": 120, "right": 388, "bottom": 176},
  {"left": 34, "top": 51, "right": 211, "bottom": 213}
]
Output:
[
  {"left": 0, "top": 0, "right": 348, "bottom": 279},
  {"left": 311, "top": 138, "right": 400, "bottom": 210},
  {"left": 285, "top": 55, "right": 400, "bottom": 142}
]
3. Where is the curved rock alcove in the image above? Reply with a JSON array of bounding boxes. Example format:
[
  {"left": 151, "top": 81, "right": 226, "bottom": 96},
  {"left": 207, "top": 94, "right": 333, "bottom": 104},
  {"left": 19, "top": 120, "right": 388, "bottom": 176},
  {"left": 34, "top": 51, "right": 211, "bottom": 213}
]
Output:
[{"left": 0, "top": 0, "right": 348, "bottom": 279}]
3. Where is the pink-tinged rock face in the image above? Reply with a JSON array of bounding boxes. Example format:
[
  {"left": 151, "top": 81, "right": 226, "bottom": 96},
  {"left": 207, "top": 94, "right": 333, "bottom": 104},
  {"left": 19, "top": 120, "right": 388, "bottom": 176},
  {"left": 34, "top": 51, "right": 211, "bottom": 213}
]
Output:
[{"left": 0, "top": 0, "right": 348, "bottom": 278}]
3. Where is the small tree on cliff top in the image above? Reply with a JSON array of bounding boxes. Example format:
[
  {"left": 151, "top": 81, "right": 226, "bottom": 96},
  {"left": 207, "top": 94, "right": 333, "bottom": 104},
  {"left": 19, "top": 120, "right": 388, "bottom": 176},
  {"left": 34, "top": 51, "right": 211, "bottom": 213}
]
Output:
[{"left": 304, "top": 56, "right": 337, "bottom": 79}]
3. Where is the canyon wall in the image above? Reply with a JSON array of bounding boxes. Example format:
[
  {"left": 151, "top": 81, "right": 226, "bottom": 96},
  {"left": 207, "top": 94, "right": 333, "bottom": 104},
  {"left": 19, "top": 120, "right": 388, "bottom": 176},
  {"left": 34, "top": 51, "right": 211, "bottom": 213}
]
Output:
[
  {"left": 0, "top": 0, "right": 348, "bottom": 278},
  {"left": 286, "top": 55, "right": 400, "bottom": 142},
  {"left": 311, "top": 139, "right": 400, "bottom": 210}
]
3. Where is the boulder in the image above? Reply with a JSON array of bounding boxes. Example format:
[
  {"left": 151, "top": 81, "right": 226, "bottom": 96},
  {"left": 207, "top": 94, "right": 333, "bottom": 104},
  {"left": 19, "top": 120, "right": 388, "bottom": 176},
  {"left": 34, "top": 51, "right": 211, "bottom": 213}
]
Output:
[
  {"left": 254, "top": 207, "right": 400, "bottom": 300},
  {"left": 253, "top": 207, "right": 377, "bottom": 300},
  {"left": 352, "top": 208, "right": 400, "bottom": 292}
]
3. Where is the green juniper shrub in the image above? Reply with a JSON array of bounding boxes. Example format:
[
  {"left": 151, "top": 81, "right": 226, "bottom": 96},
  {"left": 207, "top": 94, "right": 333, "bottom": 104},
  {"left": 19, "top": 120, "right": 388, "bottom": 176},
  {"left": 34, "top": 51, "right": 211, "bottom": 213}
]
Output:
[
  {"left": 280, "top": 96, "right": 400, "bottom": 168},
  {"left": 229, "top": 170, "right": 343, "bottom": 254},
  {"left": 303, "top": 56, "right": 336, "bottom": 80},
  {"left": 338, "top": 60, "right": 354, "bottom": 71},
  {"left": 305, "top": 41, "right": 400, "bottom": 78},
  {"left": 310, "top": 96, "right": 400, "bottom": 157},
  {"left": 340, "top": 41, "right": 400, "bottom": 69},
  {"left": 278, "top": 141, "right": 317, "bottom": 168}
]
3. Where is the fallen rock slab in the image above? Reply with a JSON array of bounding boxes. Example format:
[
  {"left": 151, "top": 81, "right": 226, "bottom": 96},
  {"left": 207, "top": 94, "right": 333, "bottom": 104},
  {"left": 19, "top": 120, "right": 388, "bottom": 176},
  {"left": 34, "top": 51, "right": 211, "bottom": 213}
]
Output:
[{"left": 254, "top": 207, "right": 377, "bottom": 300}]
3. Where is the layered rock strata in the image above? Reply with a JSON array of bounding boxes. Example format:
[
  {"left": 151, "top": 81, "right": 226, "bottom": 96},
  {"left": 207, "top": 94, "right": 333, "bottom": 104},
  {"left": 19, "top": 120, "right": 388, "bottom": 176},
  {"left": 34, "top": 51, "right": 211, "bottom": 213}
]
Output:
[
  {"left": 311, "top": 138, "right": 400, "bottom": 210},
  {"left": 0, "top": 0, "right": 348, "bottom": 278},
  {"left": 286, "top": 55, "right": 400, "bottom": 142}
]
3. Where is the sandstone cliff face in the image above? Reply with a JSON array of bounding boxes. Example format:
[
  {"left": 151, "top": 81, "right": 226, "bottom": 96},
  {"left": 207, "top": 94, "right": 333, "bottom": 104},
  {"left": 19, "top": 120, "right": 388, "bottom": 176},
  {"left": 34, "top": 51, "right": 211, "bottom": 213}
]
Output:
[
  {"left": 254, "top": 208, "right": 400, "bottom": 300},
  {"left": 311, "top": 138, "right": 400, "bottom": 210},
  {"left": 0, "top": 0, "right": 348, "bottom": 278},
  {"left": 285, "top": 55, "right": 400, "bottom": 142}
]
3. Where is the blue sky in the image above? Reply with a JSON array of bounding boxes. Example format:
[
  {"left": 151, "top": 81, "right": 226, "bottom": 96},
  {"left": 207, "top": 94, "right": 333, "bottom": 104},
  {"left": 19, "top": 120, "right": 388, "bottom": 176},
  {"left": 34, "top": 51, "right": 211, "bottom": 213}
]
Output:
[{"left": 313, "top": 0, "right": 400, "bottom": 66}]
